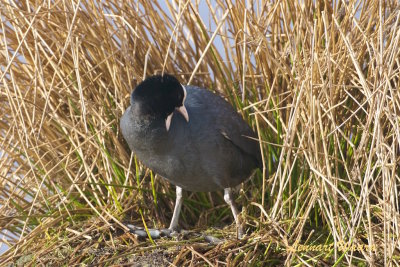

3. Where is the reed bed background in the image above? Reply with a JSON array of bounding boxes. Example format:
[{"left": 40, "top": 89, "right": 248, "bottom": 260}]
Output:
[{"left": 0, "top": 0, "right": 399, "bottom": 265}]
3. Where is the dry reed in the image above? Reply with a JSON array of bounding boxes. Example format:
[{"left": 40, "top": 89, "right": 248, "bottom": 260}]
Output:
[{"left": 0, "top": 0, "right": 399, "bottom": 265}]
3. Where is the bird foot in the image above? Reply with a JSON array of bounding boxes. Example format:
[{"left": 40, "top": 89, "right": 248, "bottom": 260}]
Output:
[
  {"left": 125, "top": 224, "right": 226, "bottom": 244},
  {"left": 125, "top": 224, "right": 175, "bottom": 239},
  {"left": 237, "top": 227, "right": 244, "bottom": 239},
  {"left": 204, "top": 235, "right": 223, "bottom": 244}
]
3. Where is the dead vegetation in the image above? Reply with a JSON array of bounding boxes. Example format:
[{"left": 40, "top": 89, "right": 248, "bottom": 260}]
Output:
[{"left": 0, "top": 0, "right": 399, "bottom": 265}]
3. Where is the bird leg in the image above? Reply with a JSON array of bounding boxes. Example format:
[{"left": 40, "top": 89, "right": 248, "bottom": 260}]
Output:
[
  {"left": 224, "top": 188, "right": 243, "bottom": 238},
  {"left": 169, "top": 186, "right": 183, "bottom": 232}
]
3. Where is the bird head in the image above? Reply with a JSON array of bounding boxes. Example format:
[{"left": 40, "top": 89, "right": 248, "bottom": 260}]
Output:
[{"left": 131, "top": 74, "right": 189, "bottom": 131}]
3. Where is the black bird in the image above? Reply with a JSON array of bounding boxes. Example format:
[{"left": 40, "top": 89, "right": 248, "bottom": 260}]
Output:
[{"left": 120, "top": 74, "right": 261, "bottom": 237}]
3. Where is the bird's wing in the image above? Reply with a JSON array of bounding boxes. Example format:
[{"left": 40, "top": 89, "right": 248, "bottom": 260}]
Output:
[
  {"left": 206, "top": 90, "right": 261, "bottom": 166},
  {"left": 217, "top": 112, "right": 261, "bottom": 167},
  {"left": 185, "top": 85, "right": 261, "bottom": 166}
]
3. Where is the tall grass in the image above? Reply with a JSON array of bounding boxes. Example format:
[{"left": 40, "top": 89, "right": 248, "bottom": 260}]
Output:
[{"left": 0, "top": 0, "right": 399, "bottom": 265}]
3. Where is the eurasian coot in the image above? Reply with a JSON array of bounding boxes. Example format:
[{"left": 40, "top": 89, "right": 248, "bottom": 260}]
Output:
[{"left": 120, "top": 74, "right": 261, "bottom": 237}]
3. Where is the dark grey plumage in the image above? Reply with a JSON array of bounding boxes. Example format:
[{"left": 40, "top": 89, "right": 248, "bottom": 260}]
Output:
[{"left": 120, "top": 74, "right": 261, "bottom": 236}]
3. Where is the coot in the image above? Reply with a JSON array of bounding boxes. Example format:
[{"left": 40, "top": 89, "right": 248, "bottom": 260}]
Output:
[{"left": 120, "top": 74, "right": 261, "bottom": 237}]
